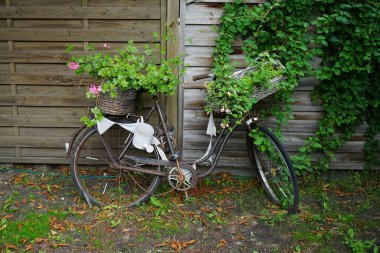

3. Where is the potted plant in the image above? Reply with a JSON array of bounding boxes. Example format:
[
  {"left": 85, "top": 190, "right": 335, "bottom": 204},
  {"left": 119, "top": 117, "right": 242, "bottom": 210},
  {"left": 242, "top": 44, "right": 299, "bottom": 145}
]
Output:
[{"left": 67, "top": 38, "right": 182, "bottom": 127}]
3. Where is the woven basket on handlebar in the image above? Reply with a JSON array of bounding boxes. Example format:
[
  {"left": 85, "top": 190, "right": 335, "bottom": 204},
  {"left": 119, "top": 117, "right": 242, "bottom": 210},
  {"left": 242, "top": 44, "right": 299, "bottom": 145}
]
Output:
[
  {"left": 211, "top": 68, "right": 285, "bottom": 114},
  {"left": 251, "top": 75, "right": 283, "bottom": 102},
  {"left": 98, "top": 89, "right": 137, "bottom": 115}
]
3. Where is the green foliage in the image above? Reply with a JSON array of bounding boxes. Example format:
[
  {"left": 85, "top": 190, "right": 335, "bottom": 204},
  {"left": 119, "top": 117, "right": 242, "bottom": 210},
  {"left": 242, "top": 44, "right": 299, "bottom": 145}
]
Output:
[
  {"left": 211, "top": 0, "right": 314, "bottom": 129},
  {"left": 293, "top": 1, "right": 380, "bottom": 174},
  {"left": 343, "top": 229, "right": 378, "bottom": 253},
  {"left": 67, "top": 37, "right": 182, "bottom": 127},
  {"left": 215, "top": 1, "right": 380, "bottom": 175},
  {"left": 205, "top": 53, "right": 286, "bottom": 128}
]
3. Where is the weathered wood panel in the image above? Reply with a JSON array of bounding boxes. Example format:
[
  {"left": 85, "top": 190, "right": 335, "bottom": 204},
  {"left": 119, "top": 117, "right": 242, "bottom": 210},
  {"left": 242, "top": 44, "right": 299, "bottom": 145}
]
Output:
[
  {"left": 180, "top": 1, "right": 369, "bottom": 171},
  {"left": 0, "top": 127, "right": 14, "bottom": 136},
  {"left": 0, "top": 19, "right": 6, "bottom": 28},
  {"left": 1, "top": 43, "right": 160, "bottom": 63},
  {"left": 0, "top": 95, "right": 93, "bottom": 107},
  {"left": 0, "top": 148, "right": 16, "bottom": 157},
  {"left": 0, "top": 6, "right": 160, "bottom": 19},
  {"left": 0, "top": 85, "right": 11, "bottom": 93},
  {"left": 0, "top": 0, "right": 169, "bottom": 164},
  {"left": 11, "top": 0, "right": 80, "bottom": 6},
  {"left": 183, "top": 88, "right": 324, "bottom": 112},
  {"left": 0, "top": 115, "right": 82, "bottom": 127},
  {"left": 0, "top": 27, "right": 159, "bottom": 42}
]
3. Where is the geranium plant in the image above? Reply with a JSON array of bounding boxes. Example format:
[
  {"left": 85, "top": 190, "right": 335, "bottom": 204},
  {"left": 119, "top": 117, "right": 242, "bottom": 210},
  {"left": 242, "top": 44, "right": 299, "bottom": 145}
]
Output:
[
  {"left": 204, "top": 52, "right": 286, "bottom": 129},
  {"left": 67, "top": 39, "right": 182, "bottom": 126}
]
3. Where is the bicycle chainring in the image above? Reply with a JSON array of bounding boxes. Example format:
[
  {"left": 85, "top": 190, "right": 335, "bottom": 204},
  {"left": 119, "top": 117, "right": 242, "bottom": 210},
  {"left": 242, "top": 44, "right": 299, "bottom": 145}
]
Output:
[{"left": 168, "top": 164, "right": 197, "bottom": 191}]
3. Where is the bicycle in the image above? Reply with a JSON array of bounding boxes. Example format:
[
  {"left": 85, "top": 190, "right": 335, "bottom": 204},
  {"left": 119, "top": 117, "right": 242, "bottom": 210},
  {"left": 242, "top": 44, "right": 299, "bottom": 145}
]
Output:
[{"left": 67, "top": 66, "right": 299, "bottom": 213}]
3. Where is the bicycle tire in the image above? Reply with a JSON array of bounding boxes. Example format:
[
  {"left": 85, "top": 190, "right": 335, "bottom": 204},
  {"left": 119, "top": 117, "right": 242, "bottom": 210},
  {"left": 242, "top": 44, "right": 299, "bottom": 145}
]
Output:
[
  {"left": 70, "top": 124, "right": 162, "bottom": 207},
  {"left": 246, "top": 126, "right": 299, "bottom": 213}
]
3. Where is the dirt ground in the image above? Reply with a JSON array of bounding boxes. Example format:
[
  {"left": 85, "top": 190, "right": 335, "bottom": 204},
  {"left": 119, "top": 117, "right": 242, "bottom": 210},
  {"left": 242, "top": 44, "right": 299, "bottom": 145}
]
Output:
[{"left": 0, "top": 165, "right": 379, "bottom": 253}]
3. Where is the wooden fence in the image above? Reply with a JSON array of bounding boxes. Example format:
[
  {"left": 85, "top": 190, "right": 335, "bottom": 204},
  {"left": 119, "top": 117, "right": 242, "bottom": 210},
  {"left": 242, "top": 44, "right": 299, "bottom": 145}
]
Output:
[
  {"left": 180, "top": 0, "right": 370, "bottom": 172},
  {"left": 0, "top": 0, "right": 177, "bottom": 164},
  {"left": 0, "top": 0, "right": 372, "bottom": 171}
]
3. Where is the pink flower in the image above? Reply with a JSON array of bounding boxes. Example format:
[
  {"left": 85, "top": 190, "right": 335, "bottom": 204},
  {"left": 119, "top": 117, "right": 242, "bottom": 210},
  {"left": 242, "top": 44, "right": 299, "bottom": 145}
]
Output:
[
  {"left": 225, "top": 108, "right": 231, "bottom": 114},
  {"left": 103, "top": 43, "right": 111, "bottom": 49},
  {"left": 68, "top": 62, "right": 79, "bottom": 70},
  {"left": 89, "top": 85, "right": 102, "bottom": 96}
]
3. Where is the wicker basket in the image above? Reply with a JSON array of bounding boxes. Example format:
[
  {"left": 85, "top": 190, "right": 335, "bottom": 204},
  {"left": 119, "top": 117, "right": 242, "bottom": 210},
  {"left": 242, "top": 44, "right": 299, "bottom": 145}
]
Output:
[{"left": 98, "top": 89, "right": 137, "bottom": 115}]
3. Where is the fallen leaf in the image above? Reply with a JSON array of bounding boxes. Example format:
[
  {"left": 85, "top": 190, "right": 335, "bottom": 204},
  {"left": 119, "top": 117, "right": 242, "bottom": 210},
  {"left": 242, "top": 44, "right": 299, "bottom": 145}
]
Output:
[
  {"left": 122, "top": 228, "right": 131, "bottom": 233},
  {"left": 335, "top": 191, "right": 356, "bottom": 197},
  {"left": 50, "top": 243, "right": 69, "bottom": 248},
  {"left": 217, "top": 239, "right": 228, "bottom": 248},
  {"left": 6, "top": 244, "right": 18, "bottom": 250},
  {"left": 0, "top": 191, "right": 6, "bottom": 195},
  {"left": 35, "top": 238, "right": 46, "bottom": 243},
  {"left": 200, "top": 207, "right": 212, "bottom": 213},
  {"left": 183, "top": 239, "right": 196, "bottom": 247},
  {"left": 0, "top": 224, "right": 7, "bottom": 231},
  {"left": 155, "top": 241, "right": 170, "bottom": 248},
  {"left": 235, "top": 234, "right": 247, "bottom": 241},
  {"left": 53, "top": 223, "right": 66, "bottom": 231},
  {"left": 12, "top": 174, "right": 26, "bottom": 184},
  {"left": 49, "top": 216, "right": 57, "bottom": 225},
  {"left": 171, "top": 241, "right": 182, "bottom": 252},
  {"left": 37, "top": 203, "right": 45, "bottom": 209},
  {"left": 2, "top": 214, "right": 14, "bottom": 219},
  {"left": 326, "top": 217, "right": 335, "bottom": 224},
  {"left": 24, "top": 244, "right": 33, "bottom": 251},
  {"left": 50, "top": 230, "right": 58, "bottom": 236},
  {"left": 76, "top": 210, "right": 87, "bottom": 215},
  {"left": 18, "top": 223, "right": 23, "bottom": 231}
]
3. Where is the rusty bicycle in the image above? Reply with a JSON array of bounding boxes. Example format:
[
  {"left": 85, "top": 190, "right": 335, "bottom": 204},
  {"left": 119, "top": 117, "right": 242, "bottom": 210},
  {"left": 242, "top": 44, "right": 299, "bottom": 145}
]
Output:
[{"left": 67, "top": 67, "right": 299, "bottom": 213}]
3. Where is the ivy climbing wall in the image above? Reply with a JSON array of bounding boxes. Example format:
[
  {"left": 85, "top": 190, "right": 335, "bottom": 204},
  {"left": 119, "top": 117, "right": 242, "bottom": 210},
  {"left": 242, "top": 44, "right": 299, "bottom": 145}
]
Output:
[{"left": 180, "top": 0, "right": 370, "bottom": 171}]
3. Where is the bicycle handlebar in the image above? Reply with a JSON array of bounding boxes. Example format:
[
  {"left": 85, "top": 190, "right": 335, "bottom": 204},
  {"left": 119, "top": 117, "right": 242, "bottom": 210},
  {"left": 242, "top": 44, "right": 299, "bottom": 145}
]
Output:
[{"left": 192, "top": 73, "right": 213, "bottom": 81}]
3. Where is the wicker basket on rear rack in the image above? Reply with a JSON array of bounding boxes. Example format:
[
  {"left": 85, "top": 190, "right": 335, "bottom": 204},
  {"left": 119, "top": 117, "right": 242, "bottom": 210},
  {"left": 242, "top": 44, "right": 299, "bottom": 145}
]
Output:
[{"left": 98, "top": 89, "right": 137, "bottom": 116}]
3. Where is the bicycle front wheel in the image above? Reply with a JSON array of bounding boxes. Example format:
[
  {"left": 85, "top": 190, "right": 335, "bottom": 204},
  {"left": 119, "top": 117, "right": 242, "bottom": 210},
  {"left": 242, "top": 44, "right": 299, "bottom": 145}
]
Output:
[
  {"left": 246, "top": 126, "right": 299, "bottom": 213},
  {"left": 70, "top": 124, "right": 162, "bottom": 207}
]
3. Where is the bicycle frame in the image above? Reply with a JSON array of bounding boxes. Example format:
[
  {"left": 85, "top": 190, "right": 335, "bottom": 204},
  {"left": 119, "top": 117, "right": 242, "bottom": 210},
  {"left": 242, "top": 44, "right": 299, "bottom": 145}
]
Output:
[{"left": 96, "top": 99, "right": 257, "bottom": 179}]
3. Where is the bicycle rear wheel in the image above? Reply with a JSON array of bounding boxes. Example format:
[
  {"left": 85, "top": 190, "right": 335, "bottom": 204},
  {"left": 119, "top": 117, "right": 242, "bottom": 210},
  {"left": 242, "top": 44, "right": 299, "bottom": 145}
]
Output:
[
  {"left": 246, "top": 126, "right": 299, "bottom": 213},
  {"left": 70, "top": 124, "right": 162, "bottom": 207}
]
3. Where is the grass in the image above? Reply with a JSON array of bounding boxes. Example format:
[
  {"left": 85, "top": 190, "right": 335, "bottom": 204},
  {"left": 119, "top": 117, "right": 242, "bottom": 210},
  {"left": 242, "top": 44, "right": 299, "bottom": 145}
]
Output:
[
  {"left": 0, "top": 211, "right": 68, "bottom": 248},
  {"left": 0, "top": 167, "right": 379, "bottom": 252}
]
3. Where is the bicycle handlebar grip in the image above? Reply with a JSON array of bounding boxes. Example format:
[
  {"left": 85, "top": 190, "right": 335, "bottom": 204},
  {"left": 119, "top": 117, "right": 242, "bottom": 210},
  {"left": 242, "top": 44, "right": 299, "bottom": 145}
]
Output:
[{"left": 192, "top": 73, "right": 211, "bottom": 81}]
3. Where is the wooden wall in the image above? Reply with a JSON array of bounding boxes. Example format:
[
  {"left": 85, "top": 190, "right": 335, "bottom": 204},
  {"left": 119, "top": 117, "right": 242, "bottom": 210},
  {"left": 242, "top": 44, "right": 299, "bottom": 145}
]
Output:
[
  {"left": 180, "top": 0, "right": 371, "bottom": 171},
  {"left": 0, "top": 0, "right": 172, "bottom": 164}
]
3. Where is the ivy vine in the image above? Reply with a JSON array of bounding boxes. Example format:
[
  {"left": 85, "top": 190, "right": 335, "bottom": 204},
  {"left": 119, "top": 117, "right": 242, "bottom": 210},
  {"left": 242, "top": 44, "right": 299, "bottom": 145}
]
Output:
[{"left": 212, "top": 0, "right": 379, "bottom": 175}]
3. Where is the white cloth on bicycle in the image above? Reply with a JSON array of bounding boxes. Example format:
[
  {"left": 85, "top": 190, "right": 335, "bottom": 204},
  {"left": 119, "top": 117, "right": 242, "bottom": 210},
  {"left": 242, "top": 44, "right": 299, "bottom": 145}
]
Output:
[
  {"left": 192, "top": 112, "right": 216, "bottom": 170},
  {"left": 97, "top": 117, "right": 137, "bottom": 135},
  {"left": 206, "top": 112, "right": 216, "bottom": 136},
  {"left": 96, "top": 117, "right": 169, "bottom": 161}
]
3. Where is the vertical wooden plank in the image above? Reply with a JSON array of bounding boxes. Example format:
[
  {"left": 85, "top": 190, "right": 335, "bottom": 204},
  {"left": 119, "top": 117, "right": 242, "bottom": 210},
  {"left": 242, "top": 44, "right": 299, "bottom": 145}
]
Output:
[
  {"left": 166, "top": 0, "right": 180, "bottom": 147},
  {"left": 177, "top": 0, "right": 186, "bottom": 151},
  {"left": 6, "top": 0, "right": 18, "bottom": 159}
]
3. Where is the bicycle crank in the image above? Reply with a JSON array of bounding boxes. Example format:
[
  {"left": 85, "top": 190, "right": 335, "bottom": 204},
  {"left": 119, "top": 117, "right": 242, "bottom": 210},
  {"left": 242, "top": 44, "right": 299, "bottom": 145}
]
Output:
[{"left": 168, "top": 164, "right": 197, "bottom": 191}]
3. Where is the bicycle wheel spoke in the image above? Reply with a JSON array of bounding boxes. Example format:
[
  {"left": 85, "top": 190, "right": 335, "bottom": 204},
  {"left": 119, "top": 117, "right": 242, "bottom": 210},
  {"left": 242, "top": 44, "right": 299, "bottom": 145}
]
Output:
[
  {"left": 71, "top": 124, "right": 162, "bottom": 207},
  {"left": 247, "top": 126, "right": 299, "bottom": 212}
]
